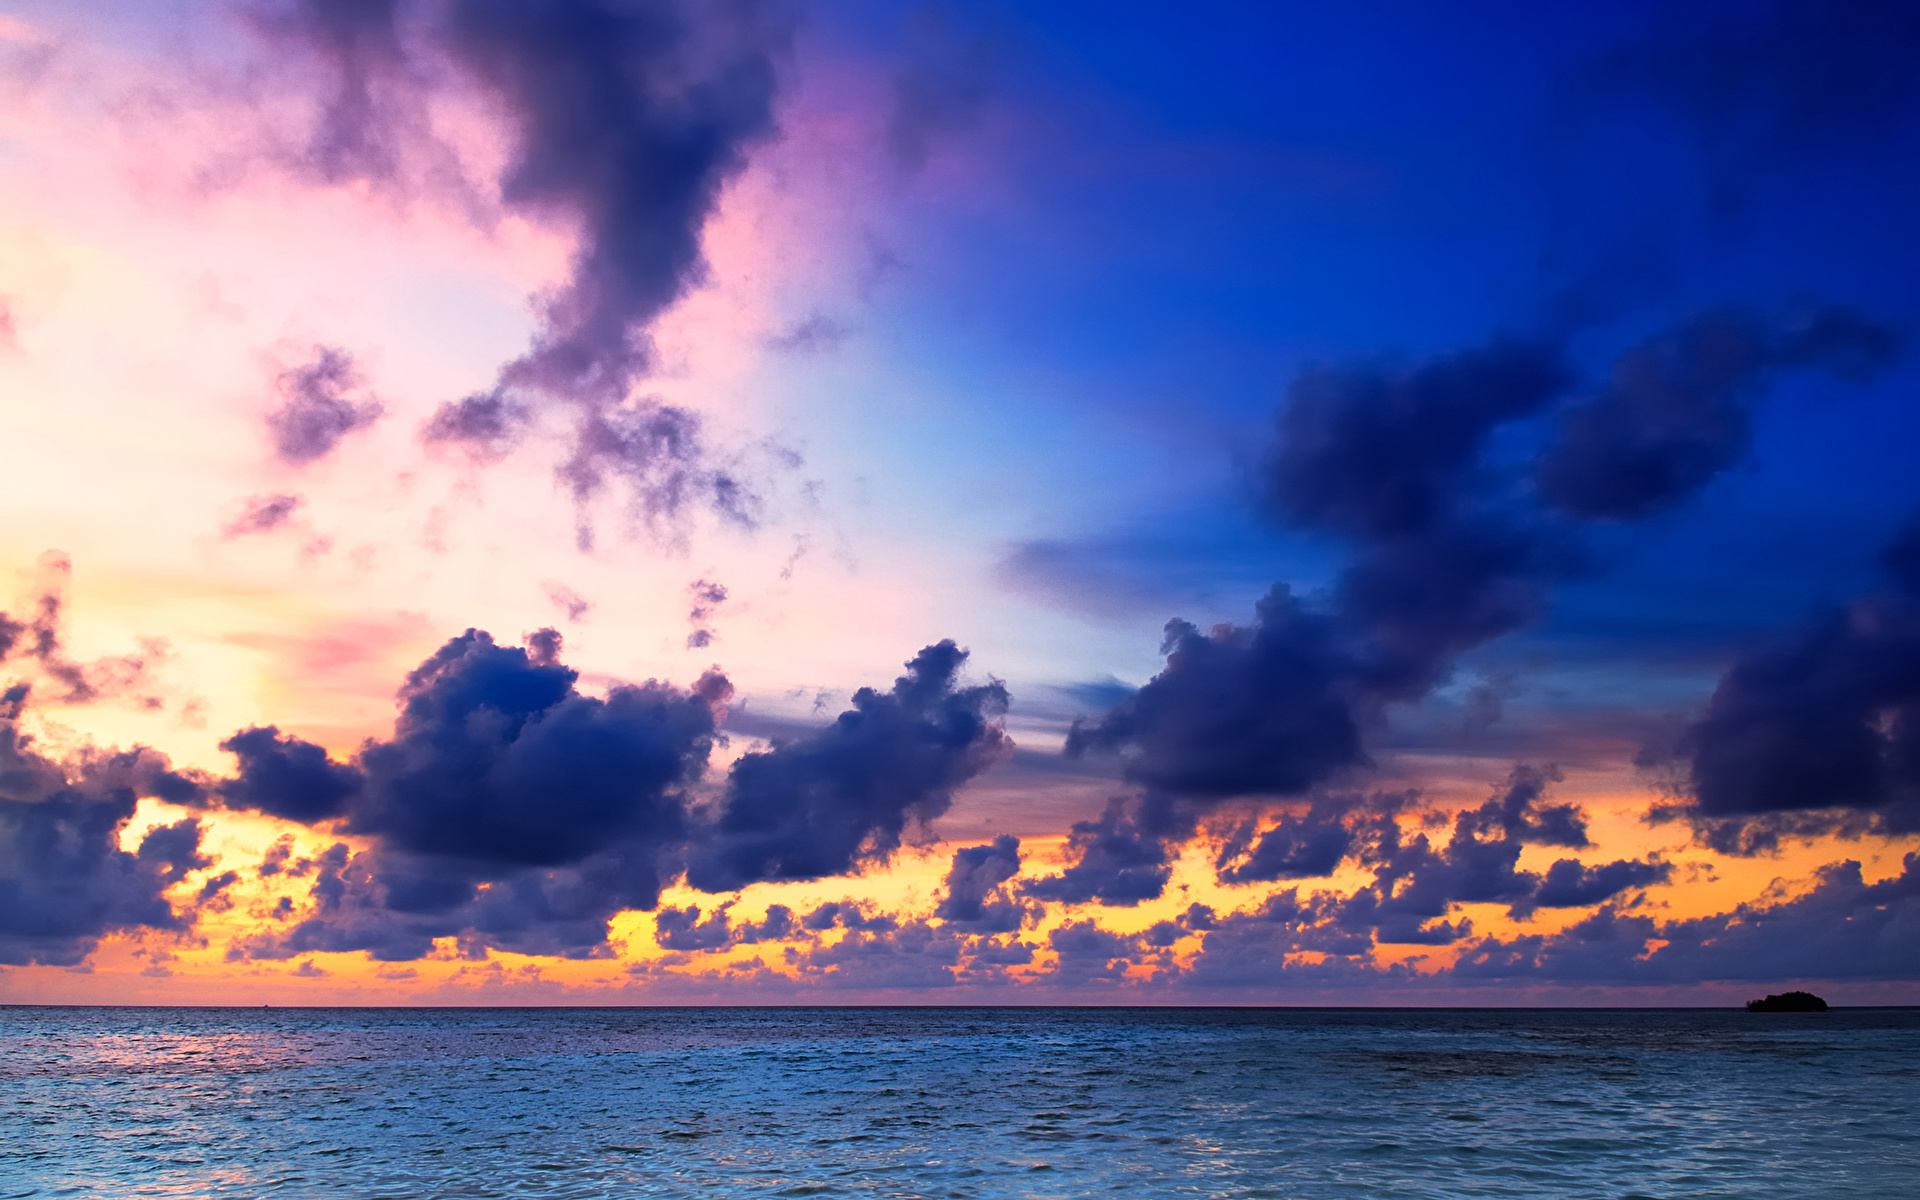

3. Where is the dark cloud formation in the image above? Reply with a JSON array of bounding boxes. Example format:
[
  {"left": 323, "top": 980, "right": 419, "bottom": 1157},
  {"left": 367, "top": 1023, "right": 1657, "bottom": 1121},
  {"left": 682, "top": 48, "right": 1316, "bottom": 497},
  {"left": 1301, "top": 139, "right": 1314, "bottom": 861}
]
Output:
[
  {"left": 0, "top": 721, "right": 210, "bottom": 966},
  {"left": 652, "top": 902, "right": 734, "bottom": 951},
  {"left": 1176, "top": 894, "right": 1386, "bottom": 991},
  {"left": 686, "top": 641, "right": 1011, "bottom": 891},
  {"left": 350, "top": 628, "right": 723, "bottom": 867},
  {"left": 267, "top": 345, "right": 384, "bottom": 466},
  {"left": 785, "top": 918, "right": 967, "bottom": 990},
  {"left": 1067, "top": 588, "right": 1368, "bottom": 798},
  {"left": 263, "top": 0, "right": 412, "bottom": 184},
  {"left": 1672, "top": 517, "right": 1920, "bottom": 840},
  {"left": 421, "top": 390, "right": 528, "bottom": 461},
  {"left": 269, "top": 1, "right": 792, "bottom": 540},
  {"left": 1454, "top": 854, "right": 1920, "bottom": 985},
  {"left": 1024, "top": 795, "right": 1186, "bottom": 907},
  {"left": 1215, "top": 794, "right": 1360, "bottom": 884},
  {"left": 1198, "top": 770, "right": 1668, "bottom": 949},
  {"left": 621, "top": 848, "right": 1909, "bottom": 994},
  {"left": 650, "top": 900, "right": 808, "bottom": 951},
  {"left": 215, "top": 629, "right": 1011, "bottom": 959},
  {"left": 933, "top": 835, "right": 1029, "bottom": 932},
  {"left": 437, "top": 0, "right": 786, "bottom": 401},
  {"left": 218, "top": 726, "right": 362, "bottom": 823},
  {"left": 1536, "top": 306, "right": 1899, "bottom": 520},
  {"left": 1525, "top": 857, "right": 1672, "bottom": 913},
  {"left": 1069, "top": 305, "right": 1899, "bottom": 807},
  {"left": 221, "top": 627, "right": 730, "bottom": 959},
  {"left": 1324, "top": 767, "right": 1586, "bottom": 944},
  {"left": 555, "top": 401, "right": 757, "bottom": 552},
  {"left": 1068, "top": 341, "right": 1569, "bottom": 799}
]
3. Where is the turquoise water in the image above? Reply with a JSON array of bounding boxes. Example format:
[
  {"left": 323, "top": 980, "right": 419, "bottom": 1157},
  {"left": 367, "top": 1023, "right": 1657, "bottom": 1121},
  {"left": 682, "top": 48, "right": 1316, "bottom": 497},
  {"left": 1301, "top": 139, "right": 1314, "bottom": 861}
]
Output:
[{"left": 3, "top": 1006, "right": 1916, "bottom": 1198}]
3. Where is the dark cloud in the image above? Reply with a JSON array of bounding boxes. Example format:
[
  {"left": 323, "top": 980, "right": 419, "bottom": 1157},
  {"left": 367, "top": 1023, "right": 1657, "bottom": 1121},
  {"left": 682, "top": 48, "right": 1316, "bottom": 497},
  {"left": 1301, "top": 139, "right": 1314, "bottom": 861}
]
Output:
[
  {"left": 1650, "top": 805, "right": 1882, "bottom": 859},
  {"left": 798, "top": 899, "right": 899, "bottom": 934},
  {"left": 217, "top": 627, "right": 1010, "bottom": 960},
  {"left": 267, "top": 345, "right": 384, "bottom": 466},
  {"left": 421, "top": 390, "right": 528, "bottom": 461},
  {"left": 196, "top": 869, "right": 242, "bottom": 911},
  {"left": 1024, "top": 794, "right": 1188, "bottom": 907},
  {"left": 1068, "top": 341, "right": 1570, "bottom": 800},
  {"left": 218, "top": 726, "right": 363, "bottom": 824},
  {"left": 686, "top": 641, "right": 1011, "bottom": 891},
  {"left": 270, "top": 1, "right": 793, "bottom": 539},
  {"left": 1536, "top": 305, "right": 1900, "bottom": 520},
  {"left": 1170, "top": 851, "right": 1915, "bottom": 992},
  {"left": 1177, "top": 892, "right": 1382, "bottom": 990},
  {"left": 1215, "top": 794, "right": 1359, "bottom": 884},
  {"left": 785, "top": 919, "right": 965, "bottom": 990},
  {"left": 1055, "top": 676, "right": 1137, "bottom": 713},
  {"left": 556, "top": 402, "right": 756, "bottom": 552},
  {"left": 651, "top": 900, "right": 798, "bottom": 951},
  {"left": 1524, "top": 857, "right": 1672, "bottom": 913},
  {"left": 1329, "top": 767, "right": 1592, "bottom": 944},
  {"left": 1043, "top": 920, "right": 1147, "bottom": 986},
  {"left": 222, "top": 493, "right": 306, "bottom": 538},
  {"left": 933, "top": 835, "right": 1029, "bottom": 932},
  {"left": 1071, "top": 304, "right": 1899, "bottom": 810},
  {"left": 347, "top": 628, "right": 723, "bottom": 867},
  {"left": 1674, "top": 517, "right": 1920, "bottom": 838},
  {"left": 438, "top": 0, "right": 787, "bottom": 401},
  {"left": 0, "top": 720, "right": 209, "bottom": 966},
  {"left": 636, "top": 901, "right": 982, "bottom": 991},
  {"left": 1065, "top": 589, "right": 1367, "bottom": 798},
  {"left": 260, "top": 0, "right": 411, "bottom": 184},
  {"left": 1174, "top": 769, "right": 1627, "bottom": 950},
  {"left": 653, "top": 902, "right": 733, "bottom": 952},
  {"left": 220, "top": 627, "right": 730, "bottom": 959},
  {"left": 231, "top": 832, "right": 703, "bottom": 961}
]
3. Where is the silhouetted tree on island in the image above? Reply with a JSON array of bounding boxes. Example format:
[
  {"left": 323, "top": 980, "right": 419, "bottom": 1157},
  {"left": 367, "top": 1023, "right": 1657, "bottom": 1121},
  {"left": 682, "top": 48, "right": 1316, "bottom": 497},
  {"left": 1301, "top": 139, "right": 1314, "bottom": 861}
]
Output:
[{"left": 1745, "top": 991, "right": 1829, "bottom": 1012}]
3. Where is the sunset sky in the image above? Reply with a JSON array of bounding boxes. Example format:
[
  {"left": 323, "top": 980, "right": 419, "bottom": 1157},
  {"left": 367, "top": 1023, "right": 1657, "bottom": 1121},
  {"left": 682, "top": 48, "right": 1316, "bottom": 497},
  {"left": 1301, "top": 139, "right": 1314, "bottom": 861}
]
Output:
[{"left": 3, "top": 0, "right": 1917, "bottom": 1004}]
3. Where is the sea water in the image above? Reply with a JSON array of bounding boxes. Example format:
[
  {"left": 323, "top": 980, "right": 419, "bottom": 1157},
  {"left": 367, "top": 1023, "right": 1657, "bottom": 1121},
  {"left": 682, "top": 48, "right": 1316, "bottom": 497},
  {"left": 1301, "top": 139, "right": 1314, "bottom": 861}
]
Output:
[{"left": 2, "top": 1006, "right": 1916, "bottom": 1198}]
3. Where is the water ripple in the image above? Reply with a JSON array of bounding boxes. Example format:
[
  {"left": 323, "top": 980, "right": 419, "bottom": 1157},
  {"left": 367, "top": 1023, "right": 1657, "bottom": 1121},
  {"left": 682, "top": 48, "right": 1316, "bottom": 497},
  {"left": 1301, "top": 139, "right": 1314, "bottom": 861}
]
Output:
[{"left": 1, "top": 1007, "right": 1915, "bottom": 1198}]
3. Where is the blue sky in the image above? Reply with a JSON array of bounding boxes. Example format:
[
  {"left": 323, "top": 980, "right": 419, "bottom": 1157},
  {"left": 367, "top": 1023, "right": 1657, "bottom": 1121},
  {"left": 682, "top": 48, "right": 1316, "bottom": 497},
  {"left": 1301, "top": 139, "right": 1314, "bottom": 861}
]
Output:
[{"left": 0, "top": 0, "right": 1916, "bottom": 1001}]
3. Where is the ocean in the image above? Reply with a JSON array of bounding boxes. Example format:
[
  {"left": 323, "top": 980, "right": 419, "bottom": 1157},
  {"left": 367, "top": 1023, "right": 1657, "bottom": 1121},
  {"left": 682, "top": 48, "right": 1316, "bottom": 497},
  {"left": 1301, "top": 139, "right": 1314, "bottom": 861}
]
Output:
[{"left": 3, "top": 1006, "right": 1915, "bottom": 1198}]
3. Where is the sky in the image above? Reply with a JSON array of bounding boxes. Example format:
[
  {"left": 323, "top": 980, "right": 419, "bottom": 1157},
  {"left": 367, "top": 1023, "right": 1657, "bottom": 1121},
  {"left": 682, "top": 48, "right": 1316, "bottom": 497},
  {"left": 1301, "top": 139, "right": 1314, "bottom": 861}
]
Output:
[{"left": 1, "top": 0, "right": 1917, "bottom": 1005}]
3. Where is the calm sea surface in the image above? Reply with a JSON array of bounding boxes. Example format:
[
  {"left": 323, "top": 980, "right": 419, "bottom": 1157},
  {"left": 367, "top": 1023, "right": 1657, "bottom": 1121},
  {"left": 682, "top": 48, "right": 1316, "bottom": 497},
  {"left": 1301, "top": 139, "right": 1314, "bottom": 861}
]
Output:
[{"left": 2, "top": 1006, "right": 1916, "bottom": 1199}]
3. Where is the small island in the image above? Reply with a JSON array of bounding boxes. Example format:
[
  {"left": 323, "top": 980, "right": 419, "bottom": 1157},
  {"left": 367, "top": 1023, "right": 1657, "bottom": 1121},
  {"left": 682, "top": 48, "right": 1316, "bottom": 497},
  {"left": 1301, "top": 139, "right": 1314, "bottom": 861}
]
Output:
[{"left": 1746, "top": 991, "right": 1829, "bottom": 1012}]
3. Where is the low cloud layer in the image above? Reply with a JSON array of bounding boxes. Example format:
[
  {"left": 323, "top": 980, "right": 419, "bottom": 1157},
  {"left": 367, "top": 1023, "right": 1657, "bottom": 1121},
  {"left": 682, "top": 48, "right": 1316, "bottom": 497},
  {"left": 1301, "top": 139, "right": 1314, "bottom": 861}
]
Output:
[{"left": 200, "top": 630, "right": 1010, "bottom": 959}]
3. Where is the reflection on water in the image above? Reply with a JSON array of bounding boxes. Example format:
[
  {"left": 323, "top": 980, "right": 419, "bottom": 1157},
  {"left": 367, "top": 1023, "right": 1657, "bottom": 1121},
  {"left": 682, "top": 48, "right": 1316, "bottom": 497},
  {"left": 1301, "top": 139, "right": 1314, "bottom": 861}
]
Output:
[{"left": 3, "top": 1006, "right": 1916, "bottom": 1198}]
